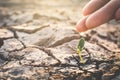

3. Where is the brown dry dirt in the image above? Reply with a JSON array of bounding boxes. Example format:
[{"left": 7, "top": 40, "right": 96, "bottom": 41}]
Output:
[{"left": 0, "top": 0, "right": 120, "bottom": 80}]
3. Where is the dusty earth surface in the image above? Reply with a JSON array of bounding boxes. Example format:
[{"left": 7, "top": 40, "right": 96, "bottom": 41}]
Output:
[{"left": 0, "top": 0, "right": 120, "bottom": 80}]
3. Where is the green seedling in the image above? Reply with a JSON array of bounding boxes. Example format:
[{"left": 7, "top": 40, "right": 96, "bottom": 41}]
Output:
[{"left": 77, "top": 38, "right": 85, "bottom": 63}]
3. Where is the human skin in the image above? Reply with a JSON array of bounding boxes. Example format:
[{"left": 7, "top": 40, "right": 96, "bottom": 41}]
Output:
[{"left": 76, "top": 0, "right": 120, "bottom": 32}]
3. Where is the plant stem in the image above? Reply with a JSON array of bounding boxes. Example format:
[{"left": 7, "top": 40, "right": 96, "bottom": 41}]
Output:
[{"left": 77, "top": 49, "right": 84, "bottom": 63}]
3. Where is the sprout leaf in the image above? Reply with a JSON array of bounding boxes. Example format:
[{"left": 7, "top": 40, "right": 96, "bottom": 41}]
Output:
[{"left": 77, "top": 38, "right": 85, "bottom": 51}]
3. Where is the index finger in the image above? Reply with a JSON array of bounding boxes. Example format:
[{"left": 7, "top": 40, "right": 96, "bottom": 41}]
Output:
[{"left": 83, "top": 0, "right": 110, "bottom": 16}]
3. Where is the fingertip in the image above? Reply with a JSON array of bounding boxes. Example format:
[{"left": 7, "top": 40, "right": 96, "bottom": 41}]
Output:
[
  {"left": 76, "top": 17, "right": 88, "bottom": 32},
  {"left": 86, "top": 17, "right": 96, "bottom": 29},
  {"left": 82, "top": 6, "right": 89, "bottom": 16},
  {"left": 76, "top": 24, "right": 87, "bottom": 32}
]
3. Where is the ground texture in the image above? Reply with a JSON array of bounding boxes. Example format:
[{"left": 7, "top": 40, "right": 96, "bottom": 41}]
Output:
[{"left": 0, "top": 0, "right": 120, "bottom": 80}]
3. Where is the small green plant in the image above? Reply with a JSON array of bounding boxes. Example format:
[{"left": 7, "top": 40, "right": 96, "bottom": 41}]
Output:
[{"left": 77, "top": 38, "right": 85, "bottom": 63}]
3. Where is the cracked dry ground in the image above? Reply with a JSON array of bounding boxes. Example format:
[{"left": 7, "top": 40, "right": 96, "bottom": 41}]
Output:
[{"left": 0, "top": 0, "right": 120, "bottom": 80}]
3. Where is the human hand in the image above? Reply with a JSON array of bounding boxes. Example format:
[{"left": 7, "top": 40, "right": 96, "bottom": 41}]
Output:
[{"left": 76, "top": 0, "right": 120, "bottom": 32}]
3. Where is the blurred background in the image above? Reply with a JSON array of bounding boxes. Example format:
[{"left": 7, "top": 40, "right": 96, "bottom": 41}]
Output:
[
  {"left": 0, "top": 0, "right": 88, "bottom": 7},
  {"left": 0, "top": 0, "right": 89, "bottom": 27}
]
